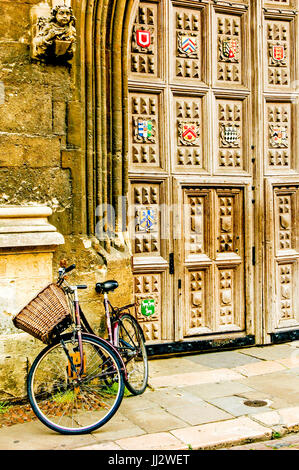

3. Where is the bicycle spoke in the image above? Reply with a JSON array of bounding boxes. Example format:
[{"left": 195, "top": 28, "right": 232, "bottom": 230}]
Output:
[
  {"left": 28, "top": 335, "right": 124, "bottom": 434},
  {"left": 116, "top": 315, "right": 148, "bottom": 395}
]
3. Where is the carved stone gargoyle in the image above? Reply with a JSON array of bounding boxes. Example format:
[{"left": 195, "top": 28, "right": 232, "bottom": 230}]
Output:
[{"left": 32, "top": 5, "right": 76, "bottom": 63}]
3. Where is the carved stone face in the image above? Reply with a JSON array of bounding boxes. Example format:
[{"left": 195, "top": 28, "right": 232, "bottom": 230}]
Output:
[{"left": 55, "top": 7, "right": 71, "bottom": 26}]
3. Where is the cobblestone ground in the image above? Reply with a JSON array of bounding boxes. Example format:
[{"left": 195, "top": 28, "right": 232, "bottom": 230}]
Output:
[{"left": 229, "top": 433, "right": 299, "bottom": 450}]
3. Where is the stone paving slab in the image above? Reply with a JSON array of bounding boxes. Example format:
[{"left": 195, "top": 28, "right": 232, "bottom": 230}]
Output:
[
  {"left": 146, "top": 388, "right": 205, "bottom": 408},
  {"left": 184, "top": 381, "right": 254, "bottom": 400},
  {"left": 229, "top": 433, "right": 299, "bottom": 450},
  {"left": 119, "top": 406, "right": 188, "bottom": 434},
  {"left": 76, "top": 441, "right": 122, "bottom": 450},
  {"left": 115, "top": 432, "right": 187, "bottom": 451},
  {"left": 164, "top": 401, "right": 233, "bottom": 426},
  {"left": 235, "top": 389, "right": 295, "bottom": 410},
  {"left": 171, "top": 416, "right": 272, "bottom": 450},
  {"left": 0, "top": 420, "right": 96, "bottom": 450},
  {"left": 149, "top": 368, "right": 243, "bottom": 389},
  {"left": 239, "top": 370, "right": 299, "bottom": 404},
  {"left": 148, "top": 357, "right": 211, "bottom": 376},
  {"left": 187, "top": 351, "right": 262, "bottom": 369},
  {"left": 238, "top": 344, "right": 297, "bottom": 361},
  {"left": 276, "top": 356, "right": 299, "bottom": 369},
  {"left": 233, "top": 360, "right": 286, "bottom": 377},
  {"left": 208, "top": 395, "right": 273, "bottom": 417},
  {"left": 253, "top": 406, "right": 299, "bottom": 431}
]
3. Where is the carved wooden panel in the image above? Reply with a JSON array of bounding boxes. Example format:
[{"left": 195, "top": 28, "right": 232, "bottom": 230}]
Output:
[
  {"left": 266, "top": 102, "right": 291, "bottom": 172},
  {"left": 274, "top": 188, "right": 297, "bottom": 253},
  {"left": 215, "top": 265, "right": 244, "bottom": 331},
  {"left": 217, "top": 99, "right": 245, "bottom": 171},
  {"left": 264, "top": 0, "right": 291, "bottom": 6},
  {"left": 215, "top": 11, "right": 243, "bottom": 86},
  {"left": 184, "top": 191, "right": 210, "bottom": 258},
  {"left": 173, "top": 95, "right": 205, "bottom": 171},
  {"left": 129, "top": 92, "right": 162, "bottom": 170},
  {"left": 134, "top": 273, "right": 161, "bottom": 341},
  {"left": 131, "top": 182, "right": 160, "bottom": 256},
  {"left": 272, "top": 187, "right": 299, "bottom": 330},
  {"left": 172, "top": 5, "right": 203, "bottom": 83},
  {"left": 214, "top": 189, "right": 244, "bottom": 332},
  {"left": 130, "top": 1, "right": 159, "bottom": 78},
  {"left": 186, "top": 195, "right": 204, "bottom": 256},
  {"left": 215, "top": 189, "right": 244, "bottom": 257},
  {"left": 185, "top": 268, "right": 212, "bottom": 336},
  {"left": 217, "top": 195, "right": 235, "bottom": 253},
  {"left": 276, "top": 263, "right": 296, "bottom": 325},
  {"left": 265, "top": 19, "right": 291, "bottom": 88}
]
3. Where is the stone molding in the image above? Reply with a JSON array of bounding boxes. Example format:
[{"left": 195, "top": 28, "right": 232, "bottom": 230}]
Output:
[{"left": 0, "top": 206, "right": 64, "bottom": 249}]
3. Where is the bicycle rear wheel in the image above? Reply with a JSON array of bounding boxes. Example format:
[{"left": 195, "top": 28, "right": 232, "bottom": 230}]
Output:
[
  {"left": 27, "top": 333, "right": 125, "bottom": 434},
  {"left": 116, "top": 314, "right": 148, "bottom": 395}
]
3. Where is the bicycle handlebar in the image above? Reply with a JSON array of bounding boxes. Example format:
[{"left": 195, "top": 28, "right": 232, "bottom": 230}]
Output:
[
  {"left": 64, "top": 264, "right": 76, "bottom": 273},
  {"left": 58, "top": 263, "right": 76, "bottom": 283}
]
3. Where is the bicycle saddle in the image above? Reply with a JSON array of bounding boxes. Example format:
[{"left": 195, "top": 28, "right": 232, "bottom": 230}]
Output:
[{"left": 95, "top": 280, "right": 119, "bottom": 294}]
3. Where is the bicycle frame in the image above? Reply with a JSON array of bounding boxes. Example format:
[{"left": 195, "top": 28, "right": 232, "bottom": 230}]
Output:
[
  {"left": 102, "top": 293, "right": 138, "bottom": 347},
  {"left": 62, "top": 285, "right": 128, "bottom": 381}
]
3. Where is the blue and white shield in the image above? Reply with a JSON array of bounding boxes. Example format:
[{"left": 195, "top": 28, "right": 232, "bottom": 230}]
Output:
[{"left": 137, "top": 208, "right": 156, "bottom": 232}]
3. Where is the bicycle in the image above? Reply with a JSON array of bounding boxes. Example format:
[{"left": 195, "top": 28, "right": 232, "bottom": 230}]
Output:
[
  {"left": 16, "top": 263, "right": 148, "bottom": 435},
  {"left": 24, "top": 264, "right": 126, "bottom": 435}
]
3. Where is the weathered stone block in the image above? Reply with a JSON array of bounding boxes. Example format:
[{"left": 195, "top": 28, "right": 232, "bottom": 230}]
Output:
[
  {"left": 66, "top": 101, "right": 82, "bottom": 148},
  {"left": 0, "top": 332, "right": 43, "bottom": 362},
  {"left": 0, "top": 42, "right": 29, "bottom": 68},
  {"left": 0, "top": 354, "right": 28, "bottom": 400},
  {"left": 0, "top": 2, "right": 31, "bottom": 42},
  {"left": 0, "top": 84, "right": 52, "bottom": 134},
  {"left": 0, "top": 134, "right": 61, "bottom": 167},
  {"left": 53, "top": 101, "right": 66, "bottom": 135}
]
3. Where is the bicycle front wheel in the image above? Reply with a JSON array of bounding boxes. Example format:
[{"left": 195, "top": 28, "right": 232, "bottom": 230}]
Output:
[
  {"left": 116, "top": 314, "right": 148, "bottom": 395},
  {"left": 27, "top": 333, "right": 125, "bottom": 435}
]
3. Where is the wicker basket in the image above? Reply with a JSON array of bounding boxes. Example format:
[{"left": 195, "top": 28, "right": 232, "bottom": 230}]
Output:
[{"left": 13, "top": 283, "right": 72, "bottom": 344}]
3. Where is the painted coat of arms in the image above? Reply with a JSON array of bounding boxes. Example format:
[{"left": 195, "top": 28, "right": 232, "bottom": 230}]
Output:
[
  {"left": 178, "top": 121, "right": 200, "bottom": 146},
  {"left": 220, "top": 125, "right": 240, "bottom": 147},
  {"left": 221, "top": 39, "right": 239, "bottom": 61},
  {"left": 137, "top": 208, "right": 157, "bottom": 232},
  {"left": 178, "top": 33, "right": 198, "bottom": 58},
  {"left": 270, "top": 126, "right": 288, "bottom": 148},
  {"left": 273, "top": 45, "right": 285, "bottom": 61},
  {"left": 271, "top": 45, "right": 286, "bottom": 65},
  {"left": 136, "top": 30, "right": 151, "bottom": 48},
  {"left": 134, "top": 119, "right": 155, "bottom": 143}
]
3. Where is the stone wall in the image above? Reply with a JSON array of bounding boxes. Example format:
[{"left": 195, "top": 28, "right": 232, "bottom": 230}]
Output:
[{"left": 0, "top": 0, "right": 134, "bottom": 399}]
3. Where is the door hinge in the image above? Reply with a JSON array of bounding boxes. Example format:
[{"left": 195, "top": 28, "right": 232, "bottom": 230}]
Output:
[
  {"left": 169, "top": 253, "right": 174, "bottom": 275},
  {"left": 252, "top": 246, "right": 256, "bottom": 266}
]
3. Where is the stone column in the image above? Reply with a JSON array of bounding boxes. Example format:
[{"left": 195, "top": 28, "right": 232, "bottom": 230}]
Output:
[{"left": 0, "top": 206, "right": 64, "bottom": 400}]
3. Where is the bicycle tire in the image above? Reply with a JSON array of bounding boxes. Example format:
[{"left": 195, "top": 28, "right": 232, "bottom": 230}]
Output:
[
  {"left": 27, "top": 333, "right": 125, "bottom": 435},
  {"left": 116, "top": 314, "right": 148, "bottom": 395}
]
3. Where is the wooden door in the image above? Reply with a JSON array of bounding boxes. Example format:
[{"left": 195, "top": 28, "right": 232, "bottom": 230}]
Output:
[
  {"left": 176, "top": 187, "right": 246, "bottom": 339},
  {"left": 126, "top": 0, "right": 298, "bottom": 348},
  {"left": 263, "top": 3, "right": 299, "bottom": 342}
]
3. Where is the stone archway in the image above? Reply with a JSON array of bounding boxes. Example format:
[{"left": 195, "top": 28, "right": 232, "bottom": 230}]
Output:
[{"left": 80, "top": 0, "right": 135, "bottom": 244}]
